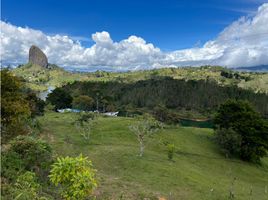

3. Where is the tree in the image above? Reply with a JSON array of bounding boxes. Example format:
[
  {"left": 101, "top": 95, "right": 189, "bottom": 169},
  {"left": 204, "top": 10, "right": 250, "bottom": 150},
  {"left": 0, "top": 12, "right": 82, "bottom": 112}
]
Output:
[
  {"left": 214, "top": 128, "right": 242, "bottom": 158},
  {"left": 129, "top": 115, "right": 162, "bottom": 157},
  {"left": 49, "top": 155, "right": 97, "bottom": 200},
  {"left": 60, "top": 76, "right": 268, "bottom": 117},
  {"left": 214, "top": 100, "right": 268, "bottom": 163},
  {"left": 47, "top": 88, "right": 73, "bottom": 110},
  {"left": 72, "top": 95, "right": 94, "bottom": 111},
  {"left": 101, "top": 98, "right": 109, "bottom": 112},
  {"left": 153, "top": 105, "right": 180, "bottom": 124},
  {"left": 74, "top": 113, "right": 96, "bottom": 141},
  {"left": 1, "top": 69, "right": 31, "bottom": 141},
  {"left": 25, "top": 92, "right": 45, "bottom": 117}
]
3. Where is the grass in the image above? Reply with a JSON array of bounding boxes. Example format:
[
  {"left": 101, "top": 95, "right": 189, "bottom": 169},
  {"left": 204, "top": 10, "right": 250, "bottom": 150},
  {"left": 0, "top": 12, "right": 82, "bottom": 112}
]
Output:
[{"left": 38, "top": 111, "right": 268, "bottom": 200}]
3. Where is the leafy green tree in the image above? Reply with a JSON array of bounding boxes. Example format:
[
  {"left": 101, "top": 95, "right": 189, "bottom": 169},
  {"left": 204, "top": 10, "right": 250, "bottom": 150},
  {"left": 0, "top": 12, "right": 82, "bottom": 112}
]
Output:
[
  {"left": 214, "top": 100, "right": 268, "bottom": 163},
  {"left": 72, "top": 95, "right": 94, "bottom": 111},
  {"left": 1, "top": 69, "right": 31, "bottom": 141},
  {"left": 129, "top": 115, "right": 162, "bottom": 157},
  {"left": 214, "top": 128, "right": 242, "bottom": 157},
  {"left": 26, "top": 92, "right": 45, "bottom": 117},
  {"left": 49, "top": 155, "right": 97, "bottom": 200},
  {"left": 47, "top": 88, "right": 73, "bottom": 110}
]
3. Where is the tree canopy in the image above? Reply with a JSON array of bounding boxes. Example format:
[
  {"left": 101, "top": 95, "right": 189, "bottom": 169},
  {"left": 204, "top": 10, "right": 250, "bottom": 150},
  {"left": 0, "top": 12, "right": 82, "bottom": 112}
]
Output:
[
  {"left": 47, "top": 87, "right": 73, "bottom": 110},
  {"left": 214, "top": 100, "right": 268, "bottom": 163},
  {"left": 72, "top": 95, "right": 94, "bottom": 111}
]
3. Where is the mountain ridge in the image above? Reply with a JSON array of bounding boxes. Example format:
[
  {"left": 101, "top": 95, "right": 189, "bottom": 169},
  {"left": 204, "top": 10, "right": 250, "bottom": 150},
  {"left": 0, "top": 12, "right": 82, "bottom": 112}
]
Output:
[{"left": 12, "top": 63, "right": 268, "bottom": 94}]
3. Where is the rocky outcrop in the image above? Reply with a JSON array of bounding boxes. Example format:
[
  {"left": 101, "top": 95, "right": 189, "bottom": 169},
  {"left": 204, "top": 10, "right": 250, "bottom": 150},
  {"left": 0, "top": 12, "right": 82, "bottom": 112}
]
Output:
[{"left": 29, "top": 45, "right": 48, "bottom": 68}]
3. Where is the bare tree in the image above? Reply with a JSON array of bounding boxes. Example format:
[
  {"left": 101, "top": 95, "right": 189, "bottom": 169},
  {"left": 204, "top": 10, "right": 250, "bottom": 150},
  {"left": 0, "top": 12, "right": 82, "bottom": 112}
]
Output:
[
  {"left": 75, "top": 120, "right": 92, "bottom": 141},
  {"left": 129, "top": 115, "right": 162, "bottom": 157},
  {"left": 74, "top": 113, "right": 96, "bottom": 141}
]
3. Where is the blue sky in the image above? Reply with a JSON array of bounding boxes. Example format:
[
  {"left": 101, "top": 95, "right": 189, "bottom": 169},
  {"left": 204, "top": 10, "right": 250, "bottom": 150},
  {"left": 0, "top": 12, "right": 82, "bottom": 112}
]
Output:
[
  {"left": 1, "top": 0, "right": 268, "bottom": 70},
  {"left": 2, "top": 0, "right": 265, "bottom": 50}
]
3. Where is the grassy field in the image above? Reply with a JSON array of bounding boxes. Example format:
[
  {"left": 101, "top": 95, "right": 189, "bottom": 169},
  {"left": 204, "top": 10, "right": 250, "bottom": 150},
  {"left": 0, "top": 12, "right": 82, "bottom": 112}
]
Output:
[{"left": 38, "top": 112, "right": 268, "bottom": 200}]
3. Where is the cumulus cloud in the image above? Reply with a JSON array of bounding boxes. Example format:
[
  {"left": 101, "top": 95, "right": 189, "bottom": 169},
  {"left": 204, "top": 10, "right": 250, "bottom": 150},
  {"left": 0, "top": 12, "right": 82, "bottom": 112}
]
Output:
[{"left": 1, "top": 3, "right": 268, "bottom": 70}]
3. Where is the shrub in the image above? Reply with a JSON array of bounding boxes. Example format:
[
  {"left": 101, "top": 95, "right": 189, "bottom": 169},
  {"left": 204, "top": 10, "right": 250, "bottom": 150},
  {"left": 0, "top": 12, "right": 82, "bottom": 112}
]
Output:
[
  {"left": 49, "top": 155, "right": 97, "bottom": 200},
  {"left": 12, "top": 171, "right": 40, "bottom": 200},
  {"left": 167, "top": 143, "right": 175, "bottom": 160},
  {"left": 1, "top": 150, "right": 25, "bottom": 181},
  {"left": 77, "top": 112, "right": 96, "bottom": 123},
  {"left": 9, "top": 136, "right": 52, "bottom": 171}
]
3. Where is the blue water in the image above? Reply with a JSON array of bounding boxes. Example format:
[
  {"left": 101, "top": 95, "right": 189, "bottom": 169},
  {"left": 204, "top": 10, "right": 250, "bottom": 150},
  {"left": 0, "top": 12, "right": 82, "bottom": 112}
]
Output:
[
  {"left": 38, "top": 86, "right": 55, "bottom": 100},
  {"left": 180, "top": 119, "right": 214, "bottom": 128}
]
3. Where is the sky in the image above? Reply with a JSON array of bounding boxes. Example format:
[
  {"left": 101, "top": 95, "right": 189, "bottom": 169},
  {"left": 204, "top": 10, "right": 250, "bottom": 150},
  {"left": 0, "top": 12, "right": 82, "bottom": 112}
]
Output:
[{"left": 1, "top": 0, "right": 268, "bottom": 71}]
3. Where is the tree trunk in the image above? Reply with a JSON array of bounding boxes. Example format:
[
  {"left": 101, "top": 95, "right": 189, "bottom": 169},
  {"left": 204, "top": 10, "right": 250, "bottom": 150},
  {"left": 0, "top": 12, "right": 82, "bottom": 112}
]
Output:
[{"left": 139, "top": 140, "right": 144, "bottom": 157}]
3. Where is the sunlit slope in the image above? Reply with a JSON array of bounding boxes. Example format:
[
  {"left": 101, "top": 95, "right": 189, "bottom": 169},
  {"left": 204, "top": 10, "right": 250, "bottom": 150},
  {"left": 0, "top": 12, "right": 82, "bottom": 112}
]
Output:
[
  {"left": 39, "top": 112, "right": 268, "bottom": 200},
  {"left": 13, "top": 64, "right": 268, "bottom": 93}
]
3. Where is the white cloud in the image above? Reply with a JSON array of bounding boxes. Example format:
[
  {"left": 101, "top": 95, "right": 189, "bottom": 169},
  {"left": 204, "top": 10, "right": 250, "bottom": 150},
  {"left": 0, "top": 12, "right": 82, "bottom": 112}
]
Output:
[{"left": 1, "top": 3, "right": 268, "bottom": 71}]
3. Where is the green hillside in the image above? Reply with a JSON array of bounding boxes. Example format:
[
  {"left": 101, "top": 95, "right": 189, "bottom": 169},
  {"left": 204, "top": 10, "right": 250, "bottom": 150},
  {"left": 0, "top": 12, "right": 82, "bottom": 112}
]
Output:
[
  {"left": 39, "top": 112, "right": 268, "bottom": 200},
  {"left": 13, "top": 64, "right": 268, "bottom": 93},
  {"left": 13, "top": 63, "right": 92, "bottom": 91}
]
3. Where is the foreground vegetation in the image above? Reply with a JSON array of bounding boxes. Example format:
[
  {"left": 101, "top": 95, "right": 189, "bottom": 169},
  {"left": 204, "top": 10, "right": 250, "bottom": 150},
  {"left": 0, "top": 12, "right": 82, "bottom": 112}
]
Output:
[{"left": 37, "top": 112, "right": 268, "bottom": 199}]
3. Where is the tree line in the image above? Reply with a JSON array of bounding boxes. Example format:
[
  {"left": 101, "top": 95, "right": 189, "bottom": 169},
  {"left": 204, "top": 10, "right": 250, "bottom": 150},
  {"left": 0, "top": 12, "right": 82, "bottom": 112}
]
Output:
[{"left": 54, "top": 76, "right": 268, "bottom": 117}]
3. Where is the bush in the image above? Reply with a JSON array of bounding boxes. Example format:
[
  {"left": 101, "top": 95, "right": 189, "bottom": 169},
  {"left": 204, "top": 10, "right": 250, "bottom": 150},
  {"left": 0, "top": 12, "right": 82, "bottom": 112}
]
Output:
[
  {"left": 77, "top": 112, "right": 96, "bottom": 123},
  {"left": 167, "top": 143, "right": 175, "bottom": 160},
  {"left": 214, "top": 100, "right": 268, "bottom": 163},
  {"left": 9, "top": 136, "right": 52, "bottom": 172},
  {"left": 12, "top": 171, "right": 41, "bottom": 200},
  {"left": 1, "top": 150, "right": 25, "bottom": 181},
  {"left": 49, "top": 155, "right": 97, "bottom": 200}
]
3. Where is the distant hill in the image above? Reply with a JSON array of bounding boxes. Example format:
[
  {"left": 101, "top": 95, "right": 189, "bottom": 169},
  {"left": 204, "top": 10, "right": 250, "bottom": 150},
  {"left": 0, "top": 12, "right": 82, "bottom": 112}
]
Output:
[
  {"left": 12, "top": 64, "right": 268, "bottom": 93},
  {"left": 233, "top": 65, "right": 268, "bottom": 72}
]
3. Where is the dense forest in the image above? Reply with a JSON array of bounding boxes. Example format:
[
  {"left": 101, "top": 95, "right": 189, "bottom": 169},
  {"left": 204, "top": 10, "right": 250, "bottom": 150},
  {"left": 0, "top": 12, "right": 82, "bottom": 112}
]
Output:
[{"left": 59, "top": 76, "right": 268, "bottom": 117}]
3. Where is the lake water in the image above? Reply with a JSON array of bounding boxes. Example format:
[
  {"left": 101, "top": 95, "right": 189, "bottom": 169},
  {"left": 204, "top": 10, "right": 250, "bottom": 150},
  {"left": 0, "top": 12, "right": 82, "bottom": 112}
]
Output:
[
  {"left": 38, "top": 86, "right": 55, "bottom": 100},
  {"left": 180, "top": 119, "right": 214, "bottom": 128}
]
